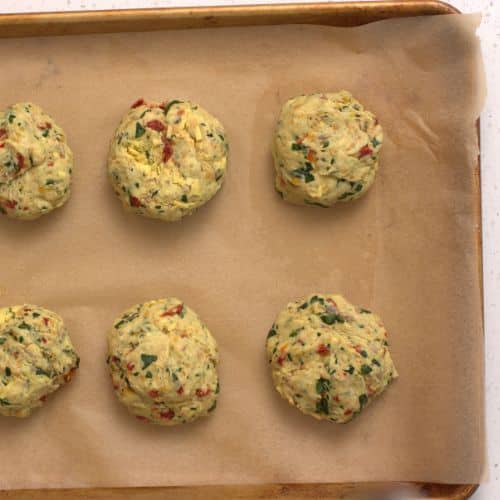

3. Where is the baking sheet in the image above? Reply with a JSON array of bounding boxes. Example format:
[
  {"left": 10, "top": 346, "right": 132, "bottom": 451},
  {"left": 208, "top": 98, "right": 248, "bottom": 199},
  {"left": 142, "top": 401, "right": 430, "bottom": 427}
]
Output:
[{"left": 0, "top": 13, "right": 485, "bottom": 488}]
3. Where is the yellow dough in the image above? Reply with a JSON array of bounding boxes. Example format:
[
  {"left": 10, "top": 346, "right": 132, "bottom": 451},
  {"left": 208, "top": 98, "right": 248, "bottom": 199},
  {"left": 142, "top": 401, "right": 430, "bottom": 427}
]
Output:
[
  {"left": 0, "top": 103, "right": 73, "bottom": 220},
  {"left": 107, "top": 98, "right": 228, "bottom": 221},
  {"left": 266, "top": 294, "right": 397, "bottom": 423},
  {"left": 0, "top": 305, "right": 79, "bottom": 417},
  {"left": 272, "top": 91, "right": 382, "bottom": 207},
  {"left": 107, "top": 298, "right": 219, "bottom": 425}
]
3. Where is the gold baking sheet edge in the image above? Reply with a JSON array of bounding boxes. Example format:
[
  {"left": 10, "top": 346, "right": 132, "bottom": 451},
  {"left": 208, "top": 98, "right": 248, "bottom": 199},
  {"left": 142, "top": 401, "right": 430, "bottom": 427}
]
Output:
[{"left": 0, "top": 1, "right": 481, "bottom": 499}]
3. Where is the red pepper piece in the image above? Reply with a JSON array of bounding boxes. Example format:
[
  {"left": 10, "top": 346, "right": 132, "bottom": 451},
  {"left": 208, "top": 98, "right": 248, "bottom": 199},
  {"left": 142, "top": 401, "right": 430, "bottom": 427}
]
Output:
[
  {"left": 196, "top": 388, "right": 211, "bottom": 398},
  {"left": 333, "top": 395, "right": 340, "bottom": 402},
  {"left": 162, "top": 138, "right": 173, "bottom": 163},
  {"left": 161, "top": 303, "right": 183, "bottom": 317},
  {"left": 16, "top": 153, "right": 25, "bottom": 169},
  {"left": 131, "top": 98, "right": 145, "bottom": 109},
  {"left": 316, "top": 344, "right": 330, "bottom": 356},
  {"left": 307, "top": 149, "right": 316, "bottom": 162},
  {"left": 41, "top": 337, "right": 47, "bottom": 344},
  {"left": 148, "top": 389, "right": 160, "bottom": 398},
  {"left": 126, "top": 362, "right": 135, "bottom": 371},
  {"left": 160, "top": 409, "right": 174, "bottom": 420},
  {"left": 176, "top": 386, "right": 184, "bottom": 395},
  {"left": 43, "top": 317, "right": 50, "bottom": 326},
  {"left": 39, "top": 395, "right": 47, "bottom": 403},
  {"left": 129, "top": 195, "right": 141, "bottom": 207},
  {"left": 0, "top": 144, "right": 5, "bottom": 148},
  {"left": 146, "top": 120, "right": 165, "bottom": 132},
  {"left": 0, "top": 128, "right": 6, "bottom": 138},
  {"left": 4, "top": 200, "right": 17, "bottom": 209},
  {"left": 344, "top": 409, "right": 353, "bottom": 416},
  {"left": 277, "top": 355, "right": 286, "bottom": 366},
  {"left": 37, "top": 122, "right": 52, "bottom": 130},
  {"left": 358, "top": 145, "right": 373, "bottom": 159}
]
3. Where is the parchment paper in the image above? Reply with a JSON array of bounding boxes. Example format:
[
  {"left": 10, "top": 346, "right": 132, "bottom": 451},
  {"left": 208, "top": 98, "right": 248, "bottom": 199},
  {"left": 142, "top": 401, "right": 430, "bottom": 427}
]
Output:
[{"left": 0, "top": 13, "right": 485, "bottom": 488}]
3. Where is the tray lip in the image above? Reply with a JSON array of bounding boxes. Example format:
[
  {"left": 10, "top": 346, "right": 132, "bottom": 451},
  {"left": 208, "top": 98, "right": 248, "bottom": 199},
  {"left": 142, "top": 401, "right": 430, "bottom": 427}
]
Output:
[
  {"left": 0, "top": 1, "right": 461, "bottom": 29},
  {"left": 0, "top": 1, "right": 481, "bottom": 499}
]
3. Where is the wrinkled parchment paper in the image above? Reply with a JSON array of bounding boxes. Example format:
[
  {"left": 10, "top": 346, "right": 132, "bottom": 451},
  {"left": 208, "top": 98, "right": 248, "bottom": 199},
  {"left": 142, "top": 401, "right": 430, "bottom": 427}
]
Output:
[{"left": 0, "top": 13, "right": 485, "bottom": 488}]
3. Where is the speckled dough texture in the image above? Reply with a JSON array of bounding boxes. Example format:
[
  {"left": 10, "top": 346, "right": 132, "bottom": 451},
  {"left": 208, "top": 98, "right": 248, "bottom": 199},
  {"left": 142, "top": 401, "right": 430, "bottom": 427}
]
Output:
[
  {"left": 0, "top": 305, "right": 79, "bottom": 417},
  {"left": 107, "top": 298, "right": 219, "bottom": 425},
  {"left": 0, "top": 102, "right": 73, "bottom": 219},
  {"left": 266, "top": 294, "right": 397, "bottom": 423},
  {"left": 108, "top": 99, "right": 228, "bottom": 221},
  {"left": 273, "top": 91, "right": 382, "bottom": 207}
]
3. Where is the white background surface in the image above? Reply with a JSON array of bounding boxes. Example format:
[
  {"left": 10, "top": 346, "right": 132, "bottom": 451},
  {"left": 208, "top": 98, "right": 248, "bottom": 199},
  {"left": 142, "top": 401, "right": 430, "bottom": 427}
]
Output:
[{"left": 0, "top": 0, "right": 498, "bottom": 498}]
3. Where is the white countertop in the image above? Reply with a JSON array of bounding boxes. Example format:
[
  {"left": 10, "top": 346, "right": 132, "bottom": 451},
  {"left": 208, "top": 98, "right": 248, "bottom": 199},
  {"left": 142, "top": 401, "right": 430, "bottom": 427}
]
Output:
[{"left": 0, "top": 0, "right": 498, "bottom": 498}]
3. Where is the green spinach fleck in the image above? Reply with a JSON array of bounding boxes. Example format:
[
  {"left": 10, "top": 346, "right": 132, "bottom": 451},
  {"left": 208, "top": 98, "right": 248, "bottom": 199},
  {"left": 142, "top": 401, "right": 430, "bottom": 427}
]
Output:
[
  {"left": 164, "top": 100, "right": 182, "bottom": 115},
  {"left": 344, "top": 365, "right": 355, "bottom": 375},
  {"left": 361, "top": 364, "right": 372, "bottom": 375},
  {"left": 316, "top": 397, "right": 329, "bottom": 415},
  {"left": 291, "top": 162, "right": 314, "bottom": 183},
  {"left": 310, "top": 295, "right": 325, "bottom": 305},
  {"left": 135, "top": 122, "right": 146, "bottom": 138},
  {"left": 267, "top": 327, "right": 277, "bottom": 339},
  {"left": 320, "top": 314, "right": 344, "bottom": 325},
  {"left": 36, "top": 367, "right": 50, "bottom": 377},
  {"left": 291, "top": 142, "right": 307, "bottom": 151},
  {"left": 315, "top": 377, "right": 331, "bottom": 394},
  {"left": 141, "top": 354, "right": 158, "bottom": 370}
]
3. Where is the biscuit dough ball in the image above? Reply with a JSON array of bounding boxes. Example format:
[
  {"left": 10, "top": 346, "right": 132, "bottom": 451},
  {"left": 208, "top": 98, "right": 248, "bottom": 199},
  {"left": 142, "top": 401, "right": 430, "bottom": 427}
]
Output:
[
  {"left": 0, "top": 304, "right": 79, "bottom": 417},
  {"left": 108, "top": 99, "right": 228, "bottom": 221},
  {"left": 273, "top": 91, "right": 382, "bottom": 207},
  {"left": 0, "top": 103, "right": 74, "bottom": 219},
  {"left": 266, "top": 294, "right": 397, "bottom": 423},
  {"left": 107, "top": 298, "right": 219, "bottom": 425}
]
